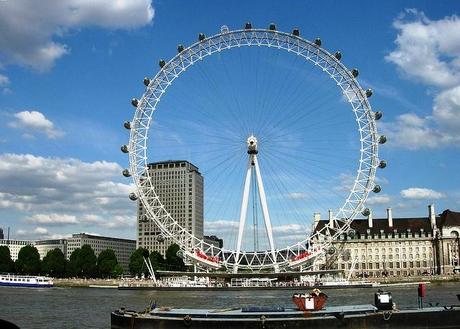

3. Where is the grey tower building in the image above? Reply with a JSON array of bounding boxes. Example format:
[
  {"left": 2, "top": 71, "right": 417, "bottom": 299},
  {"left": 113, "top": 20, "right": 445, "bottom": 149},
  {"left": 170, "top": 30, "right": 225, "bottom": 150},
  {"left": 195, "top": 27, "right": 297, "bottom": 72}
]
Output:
[{"left": 137, "top": 160, "right": 204, "bottom": 257}]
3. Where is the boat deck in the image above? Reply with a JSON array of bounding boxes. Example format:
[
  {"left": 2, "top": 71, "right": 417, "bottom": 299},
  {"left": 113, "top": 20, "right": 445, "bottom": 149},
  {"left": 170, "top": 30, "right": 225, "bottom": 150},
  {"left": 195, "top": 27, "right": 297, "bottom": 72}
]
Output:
[{"left": 151, "top": 304, "right": 377, "bottom": 319}]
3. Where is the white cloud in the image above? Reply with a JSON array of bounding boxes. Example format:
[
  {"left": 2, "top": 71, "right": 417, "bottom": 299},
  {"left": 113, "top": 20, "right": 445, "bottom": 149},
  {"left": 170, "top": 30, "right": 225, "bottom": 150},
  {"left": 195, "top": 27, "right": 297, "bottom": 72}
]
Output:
[
  {"left": 366, "top": 194, "right": 391, "bottom": 205},
  {"left": 9, "top": 110, "right": 64, "bottom": 139},
  {"left": 34, "top": 227, "right": 49, "bottom": 235},
  {"left": 0, "top": 153, "right": 135, "bottom": 235},
  {"left": 0, "top": 73, "right": 9, "bottom": 86},
  {"left": 26, "top": 213, "right": 79, "bottom": 225},
  {"left": 0, "top": 0, "right": 154, "bottom": 71},
  {"left": 287, "top": 192, "right": 308, "bottom": 200},
  {"left": 384, "top": 10, "right": 460, "bottom": 149},
  {"left": 379, "top": 113, "right": 458, "bottom": 149},
  {"left": 386, "top": 10, "right": 460, "bottom": 88},
  {"left": 400, "top": 187, "right": 446, "bottom": 200}
]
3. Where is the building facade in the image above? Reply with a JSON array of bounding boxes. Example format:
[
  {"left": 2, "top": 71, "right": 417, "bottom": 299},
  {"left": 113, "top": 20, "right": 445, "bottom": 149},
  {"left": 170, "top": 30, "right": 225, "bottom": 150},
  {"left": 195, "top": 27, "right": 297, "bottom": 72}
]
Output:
[
  {"left": 137, "top": 160, "right": 204, "bottom": 257},
  {"left": 34, "top": 239, "right": 67, "bottom": 260},
  {"left": 0, "top": 239, "right": 33, "bottom": 260},
  {"left": 313, "top": 206, "right": 460, "bottom": 278},
  {"left": 66, "top": 233, "right": 136, "bottom": 272}
]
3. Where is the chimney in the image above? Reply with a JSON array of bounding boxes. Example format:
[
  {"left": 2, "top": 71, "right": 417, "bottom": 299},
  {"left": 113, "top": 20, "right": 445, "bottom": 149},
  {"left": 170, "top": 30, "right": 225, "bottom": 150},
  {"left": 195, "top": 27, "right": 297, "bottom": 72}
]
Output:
[
  {"left": 313, "top": 212, "right": 321, "bottom": 229},
  {"left": 429, "top": 204, "right": 436, "bottom": 229},
  {"left": 328, "top": 210, "right": 333, "bottom": 228},
  {"left": 368, "top": 209, "right": 373, "bottom": 228},
  {"left": 387, "top": 208, "right": 393, "bottom": 228}
]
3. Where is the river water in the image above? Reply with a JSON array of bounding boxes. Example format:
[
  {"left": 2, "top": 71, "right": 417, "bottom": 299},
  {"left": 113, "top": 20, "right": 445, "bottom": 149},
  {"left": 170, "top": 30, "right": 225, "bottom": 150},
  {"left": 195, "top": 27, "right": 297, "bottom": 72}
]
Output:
[{"left": 1, "top": 282, "right": 459, "bottom": 328}]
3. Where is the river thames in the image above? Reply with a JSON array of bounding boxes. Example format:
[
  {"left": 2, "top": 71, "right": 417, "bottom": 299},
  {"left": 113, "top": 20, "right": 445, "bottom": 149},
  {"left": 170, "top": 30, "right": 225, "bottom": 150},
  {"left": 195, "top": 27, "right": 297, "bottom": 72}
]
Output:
[{"left": 1, "top": 282, "right": 459, "bottom": 328}]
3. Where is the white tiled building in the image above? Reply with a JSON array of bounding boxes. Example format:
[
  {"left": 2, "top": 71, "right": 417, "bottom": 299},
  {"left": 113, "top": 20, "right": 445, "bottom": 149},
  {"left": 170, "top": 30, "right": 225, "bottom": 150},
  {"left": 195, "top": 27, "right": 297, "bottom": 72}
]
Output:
[
  {"left": 0, "top": 239, "right": 33, "bottom": 260},
  {"left": 137, "top": 160, "right": 204, "bottom": 257},
  {"left": 66, "top": 233, "right": 136, "bottom": 272}
]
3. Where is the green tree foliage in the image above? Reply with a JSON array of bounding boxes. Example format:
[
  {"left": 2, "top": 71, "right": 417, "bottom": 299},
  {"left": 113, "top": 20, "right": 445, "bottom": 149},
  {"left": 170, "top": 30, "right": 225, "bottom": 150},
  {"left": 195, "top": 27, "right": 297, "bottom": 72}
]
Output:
[
  {"left": 79, "top": 245, "right": 97, "bottom": 278},
  {"left": 68, "top": 248, "right": 81, "bottom": 277},
  {"left": 0, "top": 245, "right": 14, "bottom": 273},
  {"left": 68, "top": 245, "right": 97, "bottom": 278},
  {"left": 42, "top": 248, "right": 67, "bottom": 277},
  {"left": 15, "top": 245, "right": 41, "bottom": 275},
  {"left": 97, "top": 249, "right": 118, "bottom": 278},
  {"left": 149, "top": 251, "right": 165, "bottom": 271},
  {"left": 113, "top": 263, "right": 124, "bottom": 277},
  {"left": 129, "top": 247, "right": 149, "bottom": 276},
  {"left": 165, "top": 244, "right": 186, "bottom": 271}
]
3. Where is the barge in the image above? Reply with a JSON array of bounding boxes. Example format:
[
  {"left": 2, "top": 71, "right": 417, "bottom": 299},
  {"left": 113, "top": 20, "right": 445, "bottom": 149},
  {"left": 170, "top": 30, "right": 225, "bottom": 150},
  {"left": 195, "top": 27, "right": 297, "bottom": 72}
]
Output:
[{"left": 111, "top": 291, "right": 460, "bottom": 329}]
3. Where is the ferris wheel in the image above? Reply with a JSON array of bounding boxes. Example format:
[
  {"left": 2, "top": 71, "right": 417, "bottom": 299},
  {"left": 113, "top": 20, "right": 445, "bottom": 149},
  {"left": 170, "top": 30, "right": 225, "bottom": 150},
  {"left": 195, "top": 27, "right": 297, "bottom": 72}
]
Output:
[{"left": 121, "top": 23, "right": 387, "bottom": 273}]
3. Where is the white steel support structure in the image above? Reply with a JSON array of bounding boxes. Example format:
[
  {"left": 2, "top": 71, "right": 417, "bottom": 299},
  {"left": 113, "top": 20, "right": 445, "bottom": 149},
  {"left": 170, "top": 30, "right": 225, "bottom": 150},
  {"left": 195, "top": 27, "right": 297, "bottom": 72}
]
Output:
[{"left": 234, "top": 136, "right": 278, "bottom": 273}]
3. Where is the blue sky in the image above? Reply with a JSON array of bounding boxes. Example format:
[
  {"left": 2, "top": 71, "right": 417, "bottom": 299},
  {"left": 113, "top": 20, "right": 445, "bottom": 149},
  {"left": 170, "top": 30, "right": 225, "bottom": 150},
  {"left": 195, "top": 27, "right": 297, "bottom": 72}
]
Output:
[{"left": 0, "top": 1, "right": 459, "bottom": 248}]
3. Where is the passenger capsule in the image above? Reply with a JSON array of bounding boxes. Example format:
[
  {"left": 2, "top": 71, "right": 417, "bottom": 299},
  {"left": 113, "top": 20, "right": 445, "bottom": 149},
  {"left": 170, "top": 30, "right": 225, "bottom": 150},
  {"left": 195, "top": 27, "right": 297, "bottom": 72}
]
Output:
[
  {"left": 334, "top": 51, "right": 342, "bottom": 60},
  {"left": 374, "top": 111, "right": 383, "bottom": 120},
  {"left": 198, "top": 33, "right": 206, "bottom": 41},
  {"left": 292, "top": 28, "right": 300, "bottom": 36},
  {"left": 378, "top": 160, "right": 387, "bottom": 169},
  {"left": 176, "top": 250, "right": 184, "bottom": 259},
  {"left": 122, "top": 169, "right": 131, "bottom": 177},
  {"left": 379, "top": 135, "right": 387, "bottom": 144},
  {"left": 314, "top": 38, "right": 322, "bottom": 47},
  {"left": 129, "top": 193, "right": 138, "bottom": 201},
  {"left": 177, "top": 44, "right": 185, "bottom": 53},
  {"left": 120, "top": 145, "right": 129, "bottom": 153},
  {"left": 351, "top": 68, "right": 359, "bottom": 78},
  {"left": 123, "top": 121, "right": 131, "bottom": 130},
  {"left": 373, "top": 185, "right": 381, "bottom": 193},
  {"left": 362, "top": 208, "right": 371, "bottom": 216},
  {"left": 159, "top": 60, "right": 166, "bottom": 68},
  {"left": 269, "top": 23, "right": 276, "bottom": 31},
  {"left": 348, "top": 229, "right": 356, "bottom": 238},
  {"left": 327, "top": 246, "right": 337, "bottom": 255},
  {"left": 365, "top": 89, "right": 373, "bottom": 98},
  {"left": 143, "top": 77, "right": 150, "bottom": 87},
  {"left": 157, "top": 235, "right": 165, "bottom": 243},
  {"left": 245, "top": 22, "right": 252, "bottom": 30},
  {"left": 131, "top": 98, "right": 139, "bottom": 107}
]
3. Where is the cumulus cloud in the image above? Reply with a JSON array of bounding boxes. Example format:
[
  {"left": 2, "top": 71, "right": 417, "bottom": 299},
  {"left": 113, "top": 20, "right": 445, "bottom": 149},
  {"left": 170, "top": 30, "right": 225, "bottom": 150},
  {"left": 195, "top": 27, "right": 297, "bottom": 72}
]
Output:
[
  {"left": 400, "top": 187, "right": 446, "bottom": 200},
  {"left": 386, "top": 9, "right": 460, "bottom": 88},
  {"left": 0, "top": 0, "right": 154, "bottom": 71},
  {"left": 0, "top": 73, "right": 9, "bottom": 86},
  {"left": 0, "top": 153, "right": 135, "bottom": 235},
  {"left": 9, "top": 110, "right": 64, "bottom": 139},
  {"left": 205, "top": 220, "right": 309, "bottom": 249},
  {"left": 366, "top": 194, "right": 391, "bottom": 205},
  {"left": 384, "top": 10, "right": 460, "bottom": 149}
]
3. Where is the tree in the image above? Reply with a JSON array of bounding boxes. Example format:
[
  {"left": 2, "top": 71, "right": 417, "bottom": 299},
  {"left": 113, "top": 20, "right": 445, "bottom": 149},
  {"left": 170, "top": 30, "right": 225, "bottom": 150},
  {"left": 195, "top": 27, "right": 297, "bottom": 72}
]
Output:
[
  {"left": 42, "top": 248, "right": 67, "bottom": 278},
  {"left": 165, "top": 244, "right": 186, "bottom": 271},
  {"left": 97, "top": 249, "right": 118, "bottom": 278},
  {"left": 113, "top": 264, "right": 124, "bottom": 277},
  {"left": 79, "top": 245, "right": 97, "bottom": 278},
  {"left": 68, "top": 245, "right": 97, "bottom": 278},
  {"left": 0, "top": 245, "right": 13, "bottom": 273},
  {"left": 68, "top": 248, "right": 81, "bottom": 277},
  {"left": 129, "top": 247, "right": 149, "bottom": 276},
  {"left": 15, "top": 245, "right": 41, "bottom": 275},
  {"left": 149, "top": 251, "right": 165, "bottom": 272}
]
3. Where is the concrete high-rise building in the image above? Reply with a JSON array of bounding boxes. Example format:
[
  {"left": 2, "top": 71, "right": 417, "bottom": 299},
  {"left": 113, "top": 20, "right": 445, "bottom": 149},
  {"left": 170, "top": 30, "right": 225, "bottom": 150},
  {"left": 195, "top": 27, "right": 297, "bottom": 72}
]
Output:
[
  {"left": 0, "top": 228, "right": 3, "bottom": 240},
  {"left": 0, "top": 239, "right": 33, "bottom": 260},
  {"left": 137, "top": 160, "right": 204, "bottom": 257}
]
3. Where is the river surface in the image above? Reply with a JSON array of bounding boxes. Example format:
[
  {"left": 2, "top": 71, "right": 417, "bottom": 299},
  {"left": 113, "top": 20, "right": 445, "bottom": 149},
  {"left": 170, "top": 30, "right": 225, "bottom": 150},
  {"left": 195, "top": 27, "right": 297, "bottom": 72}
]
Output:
[{"left": 1, "top": 282, "right": 459, "bottom": 328}]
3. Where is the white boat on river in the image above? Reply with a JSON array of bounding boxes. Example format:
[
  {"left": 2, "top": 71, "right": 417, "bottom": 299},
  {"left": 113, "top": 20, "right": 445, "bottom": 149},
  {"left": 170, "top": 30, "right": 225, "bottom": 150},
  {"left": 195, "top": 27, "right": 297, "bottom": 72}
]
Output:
[{"left": 0, "top": 274, "right": 53, "bottom": 288}]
